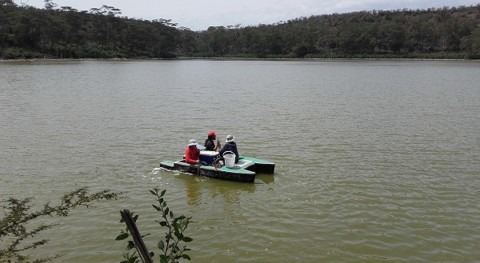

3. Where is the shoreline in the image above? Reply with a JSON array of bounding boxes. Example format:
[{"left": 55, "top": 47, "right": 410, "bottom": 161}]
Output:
[{"left": 0, "top": 56, "right": 478, "bottom": 63}]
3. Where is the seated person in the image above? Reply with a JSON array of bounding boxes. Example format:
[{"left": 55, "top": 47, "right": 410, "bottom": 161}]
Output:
[
  {"left": 219, "top": 135, "right": 239, "bottom": 163},
  {"left": 204, "top": 131, "right": 221, "bottom": 151},
  {"left": 184, "top": 139, "right": 200, "bottom": 164}
]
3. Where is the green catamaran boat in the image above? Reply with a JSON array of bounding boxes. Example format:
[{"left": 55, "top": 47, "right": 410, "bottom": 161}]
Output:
[{"left": 160, "top": 155, "right": 275, "bottom": 183}]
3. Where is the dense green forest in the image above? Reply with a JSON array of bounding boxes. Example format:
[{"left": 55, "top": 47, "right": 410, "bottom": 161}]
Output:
[{"left": 1, "top": 0, "right": 480, "bottom": 59}]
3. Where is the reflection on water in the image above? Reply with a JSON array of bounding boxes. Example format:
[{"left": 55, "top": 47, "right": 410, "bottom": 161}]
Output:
[
  {"left": 255, "top": 174, "right": 275, "bottom": 185},
  {"left": 172, "top": 171, "right": 257, "bottom": 205}
]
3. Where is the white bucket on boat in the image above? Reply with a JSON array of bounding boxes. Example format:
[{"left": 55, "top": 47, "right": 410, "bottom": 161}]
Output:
[{"left": 223, "top": 151, "right": 236, "bottom": 168}]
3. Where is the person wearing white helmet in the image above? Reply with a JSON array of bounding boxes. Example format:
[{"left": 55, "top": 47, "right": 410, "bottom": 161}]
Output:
[
  {"left": 184, "top": 139, "right": 200, "bottom": 164},
  {"left": 219, "top": 135, "right": 239, "bottom": 163}
]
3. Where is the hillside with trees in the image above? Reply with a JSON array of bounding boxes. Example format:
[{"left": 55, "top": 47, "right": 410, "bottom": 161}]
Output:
[
  {"left": 0, "top": 0, "right": 178, "bottom": 59},
  {"left": 1, "top": 0, "right": 480, "bottom": 59}
]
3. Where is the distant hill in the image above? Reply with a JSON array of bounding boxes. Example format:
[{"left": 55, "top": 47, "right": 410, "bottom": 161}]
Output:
[{"left": 1, "top": 2, "right": 479, "bottom": 59}]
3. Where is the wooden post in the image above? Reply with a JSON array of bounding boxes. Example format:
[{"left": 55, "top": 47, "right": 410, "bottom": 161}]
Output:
[{"left": 120, "top": 209, "right": 153, "bottom": 263}]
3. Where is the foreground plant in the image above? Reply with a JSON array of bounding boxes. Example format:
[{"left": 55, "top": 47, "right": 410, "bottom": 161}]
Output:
[
  {"left": 0, "top": 187, "right": 120, "bottom": 263},
  {"left": 117, "top": 188, "right": 193, "bottom": 263}
]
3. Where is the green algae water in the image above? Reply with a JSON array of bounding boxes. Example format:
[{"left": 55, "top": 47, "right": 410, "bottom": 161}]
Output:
[{"left": 1, "top": 60, "right": 479, "bottom": 262}]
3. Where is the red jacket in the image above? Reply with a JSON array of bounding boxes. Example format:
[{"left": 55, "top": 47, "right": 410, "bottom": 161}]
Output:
[{"left": 185, "top": 146, "right": 200, "bottom": 164}]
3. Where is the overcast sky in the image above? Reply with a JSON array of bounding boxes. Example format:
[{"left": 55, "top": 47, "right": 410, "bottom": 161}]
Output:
[{"left": 16, "top": 0, "right": 480, "bottom": 31}]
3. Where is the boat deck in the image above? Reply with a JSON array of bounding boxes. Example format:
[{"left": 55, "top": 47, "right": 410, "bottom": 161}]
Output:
[{"left": 160, "top": 160, "right": 256, "bottom": 175}]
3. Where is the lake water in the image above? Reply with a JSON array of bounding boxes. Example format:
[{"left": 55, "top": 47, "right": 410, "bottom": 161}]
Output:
[{"left": 1, "top": 59, "right": 479, "bottom": 262}]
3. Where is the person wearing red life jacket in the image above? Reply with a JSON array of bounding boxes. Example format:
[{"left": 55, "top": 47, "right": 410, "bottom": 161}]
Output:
[{"left": 184, "top": 139, "right": 200, "bottom": 164}]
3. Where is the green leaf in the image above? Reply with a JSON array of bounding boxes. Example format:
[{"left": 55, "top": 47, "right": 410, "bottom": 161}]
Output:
[
  {"left": 115, "top": 232, "right": 129, "bottom": 240},
  {"left": 183, "top": 236, "right": 193, "bottom": 242},
  {"left": 152, "top": 204, "right": 161, "bottom": 211},
  {"left": 157, "top": 240, "right": 165, "bottom": 250},
  {"left": 127, "top": 241, "right": 135, "bottom": 250},
  {"left": 159, "top": 221, "right": 167, "bottom": 226},
  {"left": 182, "top": 254, "right": 191, "bottom": 260},
  {"left": 160, "top": 189, "right": 166, "bottom": 197},
  {"left": 164, "top": 207, "right": 169, "bottom": 216},
  {"left": 149, "top": 190, "right": 156, "bottom": 196}
]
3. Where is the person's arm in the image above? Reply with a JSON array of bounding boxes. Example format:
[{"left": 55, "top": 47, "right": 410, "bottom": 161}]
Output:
[
  {"left": 218, "top": 145, "right": 225, "bottom": 157},
  {"left": 214, "top": 139, "right": 221, "bottom": 151},
  {"left": 234, "top": 146, "right": 240, "bottom": 163}
]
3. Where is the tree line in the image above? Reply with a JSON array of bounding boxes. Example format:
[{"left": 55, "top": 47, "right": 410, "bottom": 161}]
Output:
[
  {"left": 0, "top": 0, "right": 178, "bottom": 59},
  {"left": 1, "top": 0, "right": 480, "bottom": 59}
]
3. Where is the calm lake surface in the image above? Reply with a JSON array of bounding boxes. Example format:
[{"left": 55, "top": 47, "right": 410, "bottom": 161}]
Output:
[{"left": 1, "top": 59, "right": 479, "bottom": 262}]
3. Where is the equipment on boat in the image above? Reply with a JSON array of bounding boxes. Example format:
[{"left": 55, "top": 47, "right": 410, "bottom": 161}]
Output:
[
  {"left": 223, "top": 151, "right": 236, "bottom": 168},
  {"left": 199, "top": 150, "right": 219, "bottom": 165}
]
